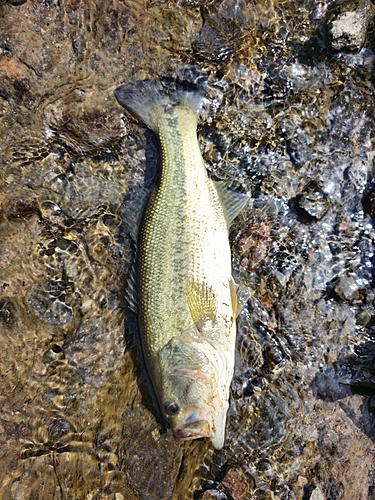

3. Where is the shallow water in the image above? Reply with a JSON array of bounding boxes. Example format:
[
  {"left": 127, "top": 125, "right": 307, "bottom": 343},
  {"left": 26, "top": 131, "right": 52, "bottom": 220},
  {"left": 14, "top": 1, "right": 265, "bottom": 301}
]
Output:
[{"left": 0, "top": 0, "right": 375, "bottom": 499}]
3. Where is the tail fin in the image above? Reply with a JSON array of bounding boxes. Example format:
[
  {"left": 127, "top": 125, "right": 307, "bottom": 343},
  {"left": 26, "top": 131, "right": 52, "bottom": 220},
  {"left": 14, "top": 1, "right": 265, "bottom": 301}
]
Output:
[{"left": 114, "top": 65, "right": 207, "bottom": 133}]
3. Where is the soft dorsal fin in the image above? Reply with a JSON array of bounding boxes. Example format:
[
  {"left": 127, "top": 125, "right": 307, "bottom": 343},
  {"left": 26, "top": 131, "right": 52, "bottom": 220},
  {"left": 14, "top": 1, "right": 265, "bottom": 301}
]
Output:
[
  {"left": 186, "top": 278, "right": 217, "bottom": 331},
  {"left": 213, "top": 180, "right": 250, "bottom": 227}
]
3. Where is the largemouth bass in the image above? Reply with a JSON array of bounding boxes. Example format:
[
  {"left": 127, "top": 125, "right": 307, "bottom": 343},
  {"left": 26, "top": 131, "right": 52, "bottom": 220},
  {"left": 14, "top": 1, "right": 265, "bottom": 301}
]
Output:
[{"left": 114, "top": 68, "right": 248, "bottom": 449}]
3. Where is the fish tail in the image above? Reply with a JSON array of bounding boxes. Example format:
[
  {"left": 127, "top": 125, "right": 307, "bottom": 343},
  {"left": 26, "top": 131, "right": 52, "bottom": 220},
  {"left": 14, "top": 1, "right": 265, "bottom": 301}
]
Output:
[{"left": 114, "top": 65, "right": 207, "bottom": 132}]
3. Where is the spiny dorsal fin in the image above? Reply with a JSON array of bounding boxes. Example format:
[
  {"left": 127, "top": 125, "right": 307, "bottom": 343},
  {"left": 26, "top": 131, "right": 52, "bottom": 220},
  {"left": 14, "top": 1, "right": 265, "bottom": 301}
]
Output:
[
  {"left": 213, "top": 180, "right": 250, "bottom": 227},
  {"left": 186, "top": 278, "right": 217, "bottom": 331}
]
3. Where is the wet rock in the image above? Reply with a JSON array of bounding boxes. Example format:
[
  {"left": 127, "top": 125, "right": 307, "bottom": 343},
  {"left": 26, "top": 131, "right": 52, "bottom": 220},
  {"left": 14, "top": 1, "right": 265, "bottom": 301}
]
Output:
[
  {"left": 42, "top": 344, "right": 66, "bottom": 368},
  {"left": 192, "top": 0, "right": 251, "bottom": 68},
  {"left": 5, "top": 198, "right": 39, "bottom": 220},
  {"left": 236, "top": 219, "right": 271, "bottom": 270},
  {"left": 44, "top": 92, "right": 125, "bottom": 154},
  {"left": 308, "top": 485, "right": 325, "bottom": 500},
  {"left": 343, "top": 47, "right": 375, "bottom": 76},
  {"left": 334, "top": 274, "right": 364, "bottom": 301},
  {"left": 193, "top": 14, "right": 241, "bottom": 67},
  {"left": 60, "top": 172, "right": 125, "bottom": 219},
  {"left": 38, "top": 201, "right": 67, "bottom": 236},
  {"left": 0, "top": 298, "right": 17, "bottom": 326},
  {"left": 26, "top": 285, "right": 74, "bottom": 325},
  {"left": 356, "top": 308, "right": 372, "bottom": 326},
  {"left": 4, "top": 0, "right": 27, "bottom": 4},
  {"left": 346, "top": 341, "right": 375, "bottom": 391},
  {"left": 200, "top": 489, "right": 228, "bottom": 499},
  {"left": 326, "top": 0, "right": 375, "bottom": 53},
  {"left": 363, "top": 189, "right": 375, "bottom": 217},
  {"left": 291, "top": 181, "right": 330, "bottom": 221},
  {"left": 221, "top": 467, "right": 253, "bottom": 500},
  {"left": 310, "top": 3, "right": 330, "bottom": 21},
  {"left": 48, "top": 419, "right": 71, "bottom": 440},
  {"left": 311, "top": 366, "right": 352, "bottom": 402},
  {"left": 0, "top": 56, "right": 34, "bottom": 105},
  {"left": 39, "top": 157, "right": 70, "bottom": 196},
  {"left": 368, "top": 395, "right": 375, "bottom": 415}
]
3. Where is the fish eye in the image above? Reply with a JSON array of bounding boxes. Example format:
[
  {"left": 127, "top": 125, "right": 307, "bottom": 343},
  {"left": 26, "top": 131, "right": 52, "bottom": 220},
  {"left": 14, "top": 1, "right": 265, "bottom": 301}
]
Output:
[{"left": 165, "top": 401, "right": 179, "bottom": 416}]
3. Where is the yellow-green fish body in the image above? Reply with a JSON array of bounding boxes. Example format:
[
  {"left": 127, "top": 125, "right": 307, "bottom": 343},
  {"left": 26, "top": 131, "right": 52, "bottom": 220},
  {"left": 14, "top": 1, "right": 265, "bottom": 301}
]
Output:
[{"left": 115, "top": 70, "right": 247, "bottom": 449}]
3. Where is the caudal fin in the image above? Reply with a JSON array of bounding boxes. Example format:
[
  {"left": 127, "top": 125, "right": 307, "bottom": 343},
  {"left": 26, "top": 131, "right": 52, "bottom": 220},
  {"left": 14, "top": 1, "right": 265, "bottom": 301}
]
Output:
[{"left": 114, "top": 65, "right": 207, "bottom": 132}]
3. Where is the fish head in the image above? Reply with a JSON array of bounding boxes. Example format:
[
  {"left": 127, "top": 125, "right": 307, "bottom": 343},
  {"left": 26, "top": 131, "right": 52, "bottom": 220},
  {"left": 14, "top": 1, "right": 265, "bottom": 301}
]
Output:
[{"left": 155, "top": 336, "right": 230, "bottom": 449}]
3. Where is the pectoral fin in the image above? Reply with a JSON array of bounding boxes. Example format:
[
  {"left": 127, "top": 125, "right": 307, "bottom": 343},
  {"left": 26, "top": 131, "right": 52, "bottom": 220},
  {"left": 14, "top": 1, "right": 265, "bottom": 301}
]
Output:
[
  {"left": 186, "top": 278, "right": 217, "bottom": 331},
  {"left": 229, "top": 276, "right": 237, "bottom": 319},
  {"left": 228, "top": 277, "right": 251, "bottom": 320}
]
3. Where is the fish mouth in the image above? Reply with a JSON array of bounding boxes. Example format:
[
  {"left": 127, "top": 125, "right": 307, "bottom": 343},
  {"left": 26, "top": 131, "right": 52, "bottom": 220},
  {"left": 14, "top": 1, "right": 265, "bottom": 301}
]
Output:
[
  {"left": 172, "top": 407, "right": 228, "bottom": 448},
  {"left": 172, "top": 419, "right": 211, "bottom": 441}
]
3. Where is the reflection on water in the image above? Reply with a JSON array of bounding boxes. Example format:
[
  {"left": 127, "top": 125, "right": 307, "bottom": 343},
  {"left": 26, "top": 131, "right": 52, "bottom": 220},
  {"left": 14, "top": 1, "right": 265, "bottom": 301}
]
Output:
[{"left": 0, "top": 0, "right": 375, "bottom": 498}]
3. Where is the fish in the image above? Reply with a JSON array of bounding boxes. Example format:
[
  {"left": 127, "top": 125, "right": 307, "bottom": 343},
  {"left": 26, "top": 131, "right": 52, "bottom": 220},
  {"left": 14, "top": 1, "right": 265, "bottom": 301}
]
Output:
[{"left": 114, "top": 67, "right": 249, "bottom": 449}]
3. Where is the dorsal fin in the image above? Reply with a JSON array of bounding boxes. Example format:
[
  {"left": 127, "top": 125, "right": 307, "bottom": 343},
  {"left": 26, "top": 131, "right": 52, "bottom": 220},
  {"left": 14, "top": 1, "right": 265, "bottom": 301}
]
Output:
[{"left": 122, "top": 187, "right": 152, "bottom": 313}]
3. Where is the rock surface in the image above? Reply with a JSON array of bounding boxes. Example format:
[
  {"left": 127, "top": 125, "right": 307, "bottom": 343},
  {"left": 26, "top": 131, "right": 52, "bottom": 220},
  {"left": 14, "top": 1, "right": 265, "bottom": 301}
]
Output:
[{"left": 326, "top": 0, "right": 375, "bottom": 52}]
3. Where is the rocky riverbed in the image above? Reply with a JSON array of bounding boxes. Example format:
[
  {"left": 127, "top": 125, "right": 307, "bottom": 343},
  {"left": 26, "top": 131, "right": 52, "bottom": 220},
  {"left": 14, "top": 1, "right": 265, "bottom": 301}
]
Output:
[{"left": 0, "top": 0, "right": 375, "bottom": 499}]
